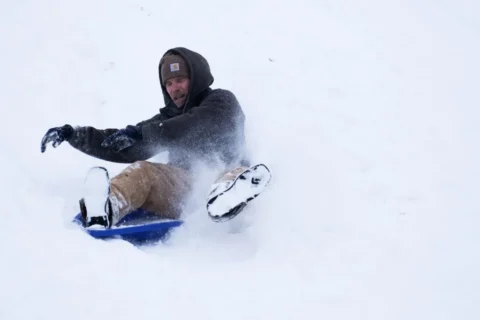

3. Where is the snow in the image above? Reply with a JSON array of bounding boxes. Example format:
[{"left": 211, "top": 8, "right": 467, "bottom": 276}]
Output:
[{"left": 1, "top": 0, "right": 479, "bottom": 319}]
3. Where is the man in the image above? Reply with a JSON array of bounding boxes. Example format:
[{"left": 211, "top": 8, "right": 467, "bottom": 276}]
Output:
[{"left": 40, "top": 47, "right": 271, "bottom": 228}]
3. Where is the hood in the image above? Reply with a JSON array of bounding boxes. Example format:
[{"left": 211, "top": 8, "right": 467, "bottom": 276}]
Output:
[{"left": 158, "top": 47, "right": 214, "bottom": 113}]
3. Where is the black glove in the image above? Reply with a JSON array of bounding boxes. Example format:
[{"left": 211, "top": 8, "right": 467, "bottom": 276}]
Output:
[
  {"left": 40, "top": 124, "right": 74, "bottom": 153},
  {"left": 101, "top": 125, "right": 142, "bottom": 152}
]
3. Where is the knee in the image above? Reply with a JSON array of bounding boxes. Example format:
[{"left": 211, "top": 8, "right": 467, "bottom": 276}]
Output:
[
  {"left": 127, "top": 161, "right": 175, "bottom": 176},
  {"left": 130, "top": 161, "right": 152, "bottom": 170},
  {"left": 123, "top": 161, "right": 154, "bottom": 175}
]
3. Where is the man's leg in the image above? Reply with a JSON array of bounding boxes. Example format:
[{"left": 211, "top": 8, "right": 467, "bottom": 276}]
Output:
[
  {"left": 109, "top": 161, "right": 191, "bottom": 225},
  {"left": 215, "top": 166, "right": 249, "bottom": 184}
]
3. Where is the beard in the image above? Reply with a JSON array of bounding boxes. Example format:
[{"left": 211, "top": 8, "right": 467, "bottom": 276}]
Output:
[
  {"left": 174, "top": 91, "right": 186, "bottom": 100},
  {"left": 173, "top": 91, "right": 187, "bottom": 107}
]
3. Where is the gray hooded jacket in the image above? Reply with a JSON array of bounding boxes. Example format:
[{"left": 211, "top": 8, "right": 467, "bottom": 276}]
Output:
[{"left": 68, "top": 47, "right": 248, "bottom": 171}]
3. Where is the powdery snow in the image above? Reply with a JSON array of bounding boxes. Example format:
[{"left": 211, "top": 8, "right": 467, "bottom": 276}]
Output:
[{"left": 1, "top": 1, "right": 479, "bottom": 319}]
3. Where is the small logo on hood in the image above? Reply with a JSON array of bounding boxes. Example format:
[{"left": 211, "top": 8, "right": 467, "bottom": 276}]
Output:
[{"left": 170, "top": 63, "right": 180, "bottom": 72}]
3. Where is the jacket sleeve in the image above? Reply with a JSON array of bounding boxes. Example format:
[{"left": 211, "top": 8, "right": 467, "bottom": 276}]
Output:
[
  {"left": 67, "top": 90, "right": 239, "bottom": 163},
  {"left": 135, "top": 113, "right": 165, "bottom": 126},
  {"left": 67, "top": 126, "right": 162, "bottom": 163},
  {"left": 140, "top": 89, "right": 240, "bottom": 147}
]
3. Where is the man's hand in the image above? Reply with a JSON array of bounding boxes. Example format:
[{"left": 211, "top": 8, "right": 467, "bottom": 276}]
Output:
[
  {"left": 40, "top": 124, "right": 74, "bottom": 153},
  {"left": 101, "top": 125, "right": 142, "bottom": 152}
]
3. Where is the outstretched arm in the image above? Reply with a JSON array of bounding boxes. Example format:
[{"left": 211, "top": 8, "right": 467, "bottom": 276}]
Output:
[{"left": 68, "top": 126, "right": 160, "bottom": 163}]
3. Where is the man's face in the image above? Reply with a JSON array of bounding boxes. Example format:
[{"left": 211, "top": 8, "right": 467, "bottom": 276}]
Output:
[{"left": 166, "top": 76, "right": 190, "bottom": 108}]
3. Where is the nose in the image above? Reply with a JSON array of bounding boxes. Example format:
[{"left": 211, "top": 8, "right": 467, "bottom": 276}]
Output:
[{"left": 171, "top": 81, "right": 183, "bottom": 91}]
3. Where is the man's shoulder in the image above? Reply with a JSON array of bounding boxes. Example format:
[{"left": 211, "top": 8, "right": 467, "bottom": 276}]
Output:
[
  {"left": 209, "top": 88, "right": 237, "bottom": 98},
  {"left": 203, "top": 88, "right": 240, "bottom": 107}
]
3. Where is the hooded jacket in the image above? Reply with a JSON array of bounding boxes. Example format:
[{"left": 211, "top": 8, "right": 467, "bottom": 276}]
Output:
[{"left": 68, "top": 47, "right": 248, "bottom": 171}]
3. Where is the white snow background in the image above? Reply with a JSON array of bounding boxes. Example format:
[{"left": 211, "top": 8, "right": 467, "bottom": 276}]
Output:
[{"left": 1, "top": 0, "right": 479, "bottom": 319}]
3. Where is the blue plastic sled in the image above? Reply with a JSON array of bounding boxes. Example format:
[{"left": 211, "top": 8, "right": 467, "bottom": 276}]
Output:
[{"left": 72, "top": 208, "right": 183, "bottom": 245}]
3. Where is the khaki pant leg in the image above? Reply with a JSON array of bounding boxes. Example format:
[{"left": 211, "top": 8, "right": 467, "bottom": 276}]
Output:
[
  {"left": 141, "top": 162, "right": 191, "bottom": 219},
  {"left": 109, "top": 161, "right": 191, "bottom": 224},
  {"left": 215, "top": 166, "right": 249, "bottom": 183}
]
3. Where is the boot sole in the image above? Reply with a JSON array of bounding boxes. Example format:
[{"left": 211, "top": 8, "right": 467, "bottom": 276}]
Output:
[
  {"left": 207, "top": 164, "right": 271, "bottom": 222},
  {"left": 83, "top": 166, "right": 110, "bottom": 228}
]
